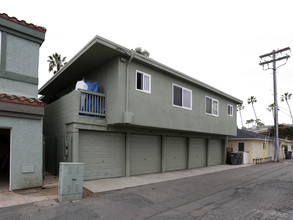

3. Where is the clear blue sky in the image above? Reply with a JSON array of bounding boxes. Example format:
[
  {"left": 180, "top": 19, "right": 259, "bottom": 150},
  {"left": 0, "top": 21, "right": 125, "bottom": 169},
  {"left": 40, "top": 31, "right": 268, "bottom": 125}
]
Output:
[{"left": 2, "top": 0, "right": 293, "bottom": 127}]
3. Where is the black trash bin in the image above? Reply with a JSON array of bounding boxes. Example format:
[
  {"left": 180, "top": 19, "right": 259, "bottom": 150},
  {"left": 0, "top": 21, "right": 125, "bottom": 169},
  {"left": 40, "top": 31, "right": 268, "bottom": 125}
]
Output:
[
  {"left": 285, "top": 151, "right": 292, "bottom": 159},
  {"left": 229, "top": 152, "right": 239, "bottom": 165},
  {"left": 237, "top": 152, "right": 243, "bottom": 165}
]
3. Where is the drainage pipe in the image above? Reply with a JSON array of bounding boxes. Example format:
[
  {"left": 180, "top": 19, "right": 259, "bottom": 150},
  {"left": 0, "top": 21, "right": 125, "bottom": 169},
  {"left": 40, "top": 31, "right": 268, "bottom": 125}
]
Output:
[{"left": 125, "top": 50, "right": 134, "bottom": 113}]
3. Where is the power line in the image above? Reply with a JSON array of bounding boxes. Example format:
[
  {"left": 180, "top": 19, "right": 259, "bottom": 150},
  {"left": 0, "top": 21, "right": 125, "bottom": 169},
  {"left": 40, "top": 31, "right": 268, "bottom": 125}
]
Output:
[
  {"left": 279, "top": 109, "right": 292, "bottom": 118},
  {"left": 278, "top": 73, "right": 292, "bottom": 94}
]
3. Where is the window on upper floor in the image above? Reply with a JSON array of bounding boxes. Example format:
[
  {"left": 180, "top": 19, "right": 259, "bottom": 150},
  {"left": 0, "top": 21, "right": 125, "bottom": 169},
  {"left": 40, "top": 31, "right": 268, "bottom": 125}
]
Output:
[
  {"left": 228, "top": 104, "right": 233, "bottom": 116},
  {"left": 205, "top": 96, "right": 219, "bottom": 116},
  {"left": 172, "top": 84, "right": 192, "bottom": 110},
  {"left": 136, "top": 70, "right": 151, "bottom": 94}
]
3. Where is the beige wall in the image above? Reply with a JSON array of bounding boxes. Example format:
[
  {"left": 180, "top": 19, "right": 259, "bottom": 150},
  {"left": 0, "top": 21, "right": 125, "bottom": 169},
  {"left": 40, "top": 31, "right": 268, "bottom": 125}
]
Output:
[
  {"left": 228, "top": 140, "right": 278, "bottom": 164},
  {"left": 280, "top": 140, "right": 293, "bottom": 159}
]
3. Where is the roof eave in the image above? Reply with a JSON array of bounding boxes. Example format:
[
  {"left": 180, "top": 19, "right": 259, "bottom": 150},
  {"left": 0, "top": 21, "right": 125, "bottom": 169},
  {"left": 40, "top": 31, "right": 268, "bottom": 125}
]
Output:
[
  {"left": 228, "top": 138, "right": 274, "bottom": 141},
  {"left": 39, "top": 36, "right": 97, "bottom": 94}
]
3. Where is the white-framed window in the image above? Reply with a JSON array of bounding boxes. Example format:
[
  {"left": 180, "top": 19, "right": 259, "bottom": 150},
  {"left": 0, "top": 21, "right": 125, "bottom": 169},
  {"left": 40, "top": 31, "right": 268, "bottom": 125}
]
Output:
[
  {"left": 228, "top": 104, "right": 233, "bottom": 116},
  {"left": 205, "top": 96, "right": 219, "bottom": 116},
  {"left": 136, "top": 70, "right": 151, "bottom": 94},
  {"left": 172, "top": 84, "right": 192, "bottom": 110}
]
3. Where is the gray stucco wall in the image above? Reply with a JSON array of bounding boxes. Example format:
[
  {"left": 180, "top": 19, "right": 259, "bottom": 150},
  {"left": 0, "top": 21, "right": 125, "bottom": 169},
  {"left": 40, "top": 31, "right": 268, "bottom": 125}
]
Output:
[
  {"left": 85, "top": 63, "right": 108, "bottom": 93},
  {"left": 0, "top": 116, "right": 43, "bottom": 190},
  {"left": 0, "top": 78, "right": 38, "bottom": 98},
  {"left": 43, "top": 91, "right": 78, "bottom": 174},
  {"left": 43, "top": 90, "right": 109, "bottom": 174},
  {"left": 83, "top": 57, "right": 125, "bottom": 124},
  {"left": 0, "top": 32, "right": 40, "bottom": 97},
  {"left": 53, "top": 57, "right": 238, "bottom": 136},
  {"left": 0, "top": 16, "right": 45, "bottom": 191},
  {"left": 5, "top": 34, "right": 39, "bottom": 78},
  {"left": 105, "top": 59, "right": 238, "bottom": 136}
]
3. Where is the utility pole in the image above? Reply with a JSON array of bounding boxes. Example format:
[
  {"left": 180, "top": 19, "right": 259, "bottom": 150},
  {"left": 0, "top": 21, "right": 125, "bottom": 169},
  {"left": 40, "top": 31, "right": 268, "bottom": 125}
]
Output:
[{"left": 259, "top": 47, "right": 291, "bottom": 162}]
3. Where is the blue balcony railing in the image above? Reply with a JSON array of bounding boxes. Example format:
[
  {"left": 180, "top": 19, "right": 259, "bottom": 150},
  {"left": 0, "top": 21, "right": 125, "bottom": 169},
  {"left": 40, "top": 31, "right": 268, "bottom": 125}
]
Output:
[{"left": 78, "top": 89, "right": 105, "bottom": 117}]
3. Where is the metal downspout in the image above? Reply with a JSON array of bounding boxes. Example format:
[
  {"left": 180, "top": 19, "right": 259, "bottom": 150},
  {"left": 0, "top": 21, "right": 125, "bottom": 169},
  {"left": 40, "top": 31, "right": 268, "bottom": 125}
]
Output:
[{"left": 125, "top": 50, "right": 134, "bottom": 113}]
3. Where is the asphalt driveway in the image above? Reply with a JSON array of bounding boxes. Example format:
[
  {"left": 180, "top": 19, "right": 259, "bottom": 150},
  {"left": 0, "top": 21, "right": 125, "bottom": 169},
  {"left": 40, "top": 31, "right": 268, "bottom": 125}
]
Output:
[{"left": 0, "top": 160, "right": 292, "bottom": 219}]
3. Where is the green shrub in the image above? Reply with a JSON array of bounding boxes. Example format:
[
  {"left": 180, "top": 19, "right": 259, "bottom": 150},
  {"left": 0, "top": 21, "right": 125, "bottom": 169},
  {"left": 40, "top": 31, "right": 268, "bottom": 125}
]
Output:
[{"left": 282, "top": 144, "right": 288, "bottom": 152}]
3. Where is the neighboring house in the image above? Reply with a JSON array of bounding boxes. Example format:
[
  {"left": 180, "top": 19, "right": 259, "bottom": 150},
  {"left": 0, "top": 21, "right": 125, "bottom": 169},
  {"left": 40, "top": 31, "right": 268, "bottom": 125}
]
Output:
[
  {"left": 0, "top": 13, "right": 46, "bottom": 190},
  {"left": 39, "top": 35, "right": 242, "bottom": 180},
  {"left": 228, "top": 129, "right": 293, "bottom": 164}
]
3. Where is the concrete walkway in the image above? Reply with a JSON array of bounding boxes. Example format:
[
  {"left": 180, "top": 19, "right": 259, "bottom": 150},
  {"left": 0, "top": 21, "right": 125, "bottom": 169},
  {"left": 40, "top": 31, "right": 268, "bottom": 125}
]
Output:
[
  {"left": 0, "top": 174, "right": 58, "bottom": 208},
  {"left": 84, "top": 164, "right": 251, "bottom": 193},
  {"left": 0, "top": 164, "right": 251, "bottom": 208}
]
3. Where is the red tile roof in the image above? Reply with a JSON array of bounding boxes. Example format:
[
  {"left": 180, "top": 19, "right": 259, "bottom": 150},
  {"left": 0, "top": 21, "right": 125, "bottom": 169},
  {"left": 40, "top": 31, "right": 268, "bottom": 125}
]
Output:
[
  {"left": 0, "top": 93, "right": 45, "bottom": 107},
  {"left": 0, "top": 13, "right": 46, "bottom": 33}
]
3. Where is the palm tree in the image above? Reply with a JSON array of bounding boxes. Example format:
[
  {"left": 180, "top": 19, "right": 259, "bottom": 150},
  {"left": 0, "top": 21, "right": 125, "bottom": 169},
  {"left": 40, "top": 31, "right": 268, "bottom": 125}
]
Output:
[
  {"left": 280, "top": 92, "right": 293, "bottom": 124},
  {"left": 255, "top": 119, "right": 264, "bottom": 127},
  {"left": 267, "top": 103, "right": 275, "bottom": 119},
  {"left": 47, "top": 53, "right": 67, "bottom": 74},
  {"left": 247, "top": 96, "right": 258, "bottom": 126},
  {"left": 237, "top": 104, "right": 245, "bottom": 129},
  {"left": 246, "top": 119, "right": 254, "bottom": 128}
]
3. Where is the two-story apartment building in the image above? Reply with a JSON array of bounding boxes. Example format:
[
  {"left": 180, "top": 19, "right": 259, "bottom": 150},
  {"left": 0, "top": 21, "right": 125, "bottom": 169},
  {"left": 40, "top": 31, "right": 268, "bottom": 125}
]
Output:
[
  {"left": 39, "top": 36, "right": 242, "bottom": 180},
  {"left": 0, "top": 13, "right": 46, "bottom": 190}
]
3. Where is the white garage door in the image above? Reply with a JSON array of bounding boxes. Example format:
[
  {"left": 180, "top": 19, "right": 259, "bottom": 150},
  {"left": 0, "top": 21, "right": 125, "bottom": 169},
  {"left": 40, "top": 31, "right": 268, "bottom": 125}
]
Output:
[
  {"left": 208, "top": 139, "right": 223, "bottom": 166},
  {"left": 79, "top": 130, "right": 125, "bottom": 180},
  {"left": 130, "top": 134, "right": 161, "bottom": 175},
  {"left": 165, "top": 137, "right": 187, "bottom": 171},
  {"left": 190, "top": 138, "right": 206, "bottom": 168}
]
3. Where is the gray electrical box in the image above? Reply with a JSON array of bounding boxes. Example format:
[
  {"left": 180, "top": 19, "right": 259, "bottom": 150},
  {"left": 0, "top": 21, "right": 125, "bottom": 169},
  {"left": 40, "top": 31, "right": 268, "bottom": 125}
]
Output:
[{"left": 58, "top": 162, "right": 84, "bottom": 203}]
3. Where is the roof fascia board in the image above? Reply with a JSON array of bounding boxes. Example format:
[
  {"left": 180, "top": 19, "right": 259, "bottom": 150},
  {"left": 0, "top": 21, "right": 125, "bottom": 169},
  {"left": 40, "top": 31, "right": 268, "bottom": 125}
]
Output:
[
  {"left": 229, "top": 137, "right": 273, "bottom": 141},
  {"left": 0, "top": 19, "right": 45, "bottom": 44},
  {"left": 39, "top": 35, "right": 131, "bottom": 94},
  {"left": 280, "top": 140, "right": 293, "bottom": 143},
  {"left": 230, "top": 137, "right": 293, "bottom": 142},
  {"left": 0, "top": 101, "right": 44, "bottom": 115}
]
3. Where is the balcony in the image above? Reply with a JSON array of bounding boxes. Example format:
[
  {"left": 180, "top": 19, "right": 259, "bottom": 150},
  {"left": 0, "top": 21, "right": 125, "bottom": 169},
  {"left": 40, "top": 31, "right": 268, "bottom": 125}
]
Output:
[{"left": 78, "top": 89, "right": 106, "bottom": 118}]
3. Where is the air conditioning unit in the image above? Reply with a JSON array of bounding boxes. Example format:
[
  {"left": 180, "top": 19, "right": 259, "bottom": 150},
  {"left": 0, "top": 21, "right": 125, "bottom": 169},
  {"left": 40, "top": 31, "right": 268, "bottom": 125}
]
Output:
[{"left": 58, "top": 162, "right": 84, "bottom": 203}]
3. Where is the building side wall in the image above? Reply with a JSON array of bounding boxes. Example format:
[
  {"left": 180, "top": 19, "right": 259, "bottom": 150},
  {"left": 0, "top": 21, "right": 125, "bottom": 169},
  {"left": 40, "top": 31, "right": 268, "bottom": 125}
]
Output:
[
  {"left": 47, "top": 57, "right": 238, "bottom": 136},
  {"left": 0, "top": 17, "right": 45, "bottom": 190},
  {"left": 228, "top": 140, "right": 275, "bottom": 164},
  {"left": 119, "top": 60, "right": 238, "bottom": 136},
  {"left": 104, "top": 58, "right": 126, "bottom": 124},
  {"left": 0, "top": 116, "right": 43, "bottom": 190},
  {"left": 0, "top": 78, "right": 38, "bottom": 97},
  {"left": 0, "top": 32, "right": 40, "bottom": 97},
  {"left": 43, "top": 91, "right": 79, "bottom": 174},
  {"left": 5, "top": 34, "right": 39, "bottom": 78}
]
